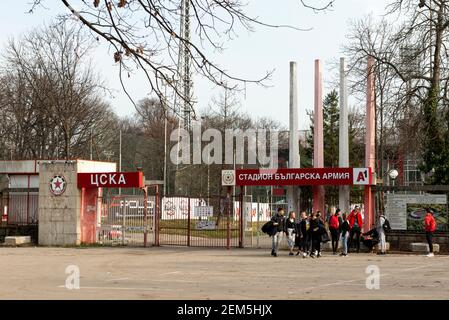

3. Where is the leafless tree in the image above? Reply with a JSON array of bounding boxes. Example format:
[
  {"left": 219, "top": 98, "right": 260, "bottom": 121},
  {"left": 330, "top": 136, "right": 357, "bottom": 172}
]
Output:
[
  {"left": 0, "top": 22, "right": 118, "bottom": 160},
  {"left": 28, "top": 0, "right": 335, "bottom": 118}
]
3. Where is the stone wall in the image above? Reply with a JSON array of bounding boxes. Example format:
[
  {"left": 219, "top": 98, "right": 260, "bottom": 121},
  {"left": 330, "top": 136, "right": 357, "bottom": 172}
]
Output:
[
  {"left": 387, "top": 231, "right": 449, "bottom": 253},
  {"left": 38, "top": 162, "right": 81, "bottom": 246}
]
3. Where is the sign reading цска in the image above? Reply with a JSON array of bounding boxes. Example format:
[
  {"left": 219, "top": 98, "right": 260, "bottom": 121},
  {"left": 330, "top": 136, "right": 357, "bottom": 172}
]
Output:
[
  {"left": 77, "top": 172, "right": 144, "bottom": 189},
  {"left": 222, "top": 168, "right": 373, "bottom": 186}
]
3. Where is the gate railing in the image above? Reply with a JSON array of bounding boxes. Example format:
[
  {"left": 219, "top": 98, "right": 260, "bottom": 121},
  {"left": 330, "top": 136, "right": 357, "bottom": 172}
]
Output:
[{"left": 157, "top": 195, "right": 241, "bottom": 248}]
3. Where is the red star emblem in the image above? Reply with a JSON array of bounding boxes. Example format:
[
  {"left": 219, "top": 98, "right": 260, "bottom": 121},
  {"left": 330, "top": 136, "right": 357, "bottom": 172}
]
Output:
[{"left": 54, "top": 179, "right": 62, "bottom": 189}]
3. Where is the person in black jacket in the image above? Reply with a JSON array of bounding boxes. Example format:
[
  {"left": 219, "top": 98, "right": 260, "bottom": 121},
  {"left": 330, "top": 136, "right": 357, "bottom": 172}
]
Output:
[
  {"left": 295, "top": 211, "right": 309, "bottom": 258},
  {"left": 309, "top": 212, "right": 321, "bottom": 258},
  {"left": 316, "top": 211, "right": 326, "bottom": 257},
  {"left": 286, "top": 211, "right": 297, "bottom": 256},
  {"left": 340, "top": 212, "right": 351, "bottom": 256},
  {"left": 270, "top": 207, "right": 286, "bottom": 257},
  {"left": 361, "top": 225, "right": 379, "bottom": 253}
]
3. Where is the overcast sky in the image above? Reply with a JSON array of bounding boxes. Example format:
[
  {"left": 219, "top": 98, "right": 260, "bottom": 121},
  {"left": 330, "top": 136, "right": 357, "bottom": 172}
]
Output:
[{"left": 0, "top": 0, "right": 393, "bottom": 130}]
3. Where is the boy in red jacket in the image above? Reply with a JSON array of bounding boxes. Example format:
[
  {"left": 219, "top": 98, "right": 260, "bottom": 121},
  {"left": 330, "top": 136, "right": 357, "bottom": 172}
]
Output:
[
  {"left": 424, "top": 208, "right": 437, "bottom": 257},
  {"left": 348, "top": 206, "right": 363, "bottom": 253}
]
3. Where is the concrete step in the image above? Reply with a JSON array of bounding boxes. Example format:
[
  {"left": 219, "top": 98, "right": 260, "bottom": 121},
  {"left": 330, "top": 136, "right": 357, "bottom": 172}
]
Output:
[
  {"left": 409, "top": 242, "right": 440, "bottom": 253},
  {"left": 4, "top": 236, "right": 31, "bottom": 246},
  {"left": 322, "top": 241, "right": 390, "bottom": 252}
]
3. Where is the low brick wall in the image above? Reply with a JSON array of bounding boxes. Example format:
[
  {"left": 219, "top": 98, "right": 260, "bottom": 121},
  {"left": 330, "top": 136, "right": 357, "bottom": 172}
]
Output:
[{"left": 387, "top": 231, "right": 449, "bottom": 253}]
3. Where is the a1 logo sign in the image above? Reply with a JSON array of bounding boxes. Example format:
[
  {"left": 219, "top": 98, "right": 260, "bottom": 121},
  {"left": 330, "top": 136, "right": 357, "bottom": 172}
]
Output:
[{"left": 353, "top": 168, "right": 370, "bottom": 185}]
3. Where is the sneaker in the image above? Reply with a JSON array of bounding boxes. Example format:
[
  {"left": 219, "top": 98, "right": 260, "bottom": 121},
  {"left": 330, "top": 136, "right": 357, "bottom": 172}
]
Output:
[
  {"left": 426, "top": 253, "right": 434, "bottom": 257},
  {"left": 310, "top": 254, "right": 316, "bottom": 259},
  {"left": 271, "top": 250, "right": 275, "bottom": 256},
  {"left": 318, "top": 252, "right": 322, "bottom": 257},
  {"left": 289, "top": 252, "right": 294, "bottom": 256},
  {"left": 302, "top": 252, "right": 307, "bottom": 258},
  {"left": 295, "top": 251, "right": 300, "bottom": 256}
]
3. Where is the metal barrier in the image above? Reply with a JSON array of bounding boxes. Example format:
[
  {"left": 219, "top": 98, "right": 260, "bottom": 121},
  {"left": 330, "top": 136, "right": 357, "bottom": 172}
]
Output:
[
  {"left": 98, "top": 192, "right": 155, "bottom": 247},
  {"left": 249, "top": 195, "right": 288, "bottom": 249},
  {"left": 96, "top": 191, "right": 287, "bottom": 249},
  {"left": 158, "top": 195, "right": 241, "bottom": 248}
]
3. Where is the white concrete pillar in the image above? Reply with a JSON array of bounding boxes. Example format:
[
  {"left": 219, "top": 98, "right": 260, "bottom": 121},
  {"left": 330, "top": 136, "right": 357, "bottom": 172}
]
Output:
[
  {"left": 287, "top": 62, "right": 300, "bottom": 214},
  {"left": 339, "top": 58, "right": 350, "bottom": 213},
  {"left": 313, "top": 59, "right": 325, "bottom": 214}
]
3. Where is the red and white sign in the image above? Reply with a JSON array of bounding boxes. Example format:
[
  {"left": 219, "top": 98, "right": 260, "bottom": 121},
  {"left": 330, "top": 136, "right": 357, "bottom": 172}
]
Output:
[
  {"left": 50, "top": 175, "right": 67, "bottom": 196},
  {"left": 77, "top": 172, "right": 144, "bottom": 189},
  {"left": 226, "top": 168, "right": 373, "bottom": 186}
]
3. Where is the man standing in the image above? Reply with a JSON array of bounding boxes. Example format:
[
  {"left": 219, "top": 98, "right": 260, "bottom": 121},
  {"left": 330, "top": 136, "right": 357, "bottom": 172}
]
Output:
[
  {"left": 271, "top": 207, "right": 286, "bottom": 257},
  {"left": 348, "top": 206, "right": 363, "bottom": 253},
  {"left": 424, "top": 208, "right": 437, "bottom": 257}
]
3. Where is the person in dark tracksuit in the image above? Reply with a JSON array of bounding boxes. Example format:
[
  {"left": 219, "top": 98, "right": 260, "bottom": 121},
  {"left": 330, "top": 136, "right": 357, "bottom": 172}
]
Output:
[
  {"left": 270, "top": 207, "right": 286, "bottom": 257},
  {"left": 295, "top": 211, "right": 308, "bottom": 258},
  {"left": 316, "top": 211, "right": 325, "bottom": 257},
  {"left": 309, "top": 212, "right": 321, "bottom": 258}
]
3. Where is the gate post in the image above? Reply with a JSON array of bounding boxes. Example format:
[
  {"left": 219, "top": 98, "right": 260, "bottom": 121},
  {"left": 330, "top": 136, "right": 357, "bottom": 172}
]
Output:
[
  {"left": 187, "top": 196, "right": 191, "bottom": 247},
  {"left": 239, "top": 186, "right": 243, "bottom": 248},
  {"left": 226, "top": 186, "right": 231, "bottom": 250},
  {"left": 143, "top": 186, "right": 148, "bottom": 248},
  {"left": 155, "top": 185, "right": 160, "bottom": 246}
]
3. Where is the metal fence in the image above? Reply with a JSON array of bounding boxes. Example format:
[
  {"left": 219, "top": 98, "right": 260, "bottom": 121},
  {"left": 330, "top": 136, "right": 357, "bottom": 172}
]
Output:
[
  {"left": 159, "top": 195, "right": 241, "bottom": 248},
  {"left": 243, "top": 195, "right": 288, "bottom": 249},
  {"left": 98, "top": 193, "right": 155, "bottom": 247}
]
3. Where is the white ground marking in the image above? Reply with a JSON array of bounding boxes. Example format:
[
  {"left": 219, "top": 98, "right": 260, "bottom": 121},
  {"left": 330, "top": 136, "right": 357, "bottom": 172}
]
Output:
[
  {"left": 57, "top": 285, "right": 182, "bottom": 292},
  {"left": 291, "top": 262, "right": 448, "bottom": 293}
]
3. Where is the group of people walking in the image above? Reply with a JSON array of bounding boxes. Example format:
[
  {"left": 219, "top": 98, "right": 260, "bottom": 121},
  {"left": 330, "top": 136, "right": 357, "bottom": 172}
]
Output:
[{"left": 269, "top": 206, "right": 391, "bottom": 258}]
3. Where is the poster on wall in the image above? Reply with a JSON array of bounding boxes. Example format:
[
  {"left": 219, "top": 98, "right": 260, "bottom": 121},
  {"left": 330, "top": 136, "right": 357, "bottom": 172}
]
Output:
[{"left": 385, "top": 194, "right": 448, "bottom": 231}]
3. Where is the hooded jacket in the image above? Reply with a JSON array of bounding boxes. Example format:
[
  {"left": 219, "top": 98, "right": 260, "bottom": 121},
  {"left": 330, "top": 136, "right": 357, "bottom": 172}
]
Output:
[
  {"left": 424, "top": 213, "right": 436, "bottom": 232},
  {"left": 348, "top": 210, "right": 363, "bottom": 229}
]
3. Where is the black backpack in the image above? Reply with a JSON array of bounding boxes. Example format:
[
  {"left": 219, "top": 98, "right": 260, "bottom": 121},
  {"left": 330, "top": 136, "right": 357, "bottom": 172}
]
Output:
[
  {"left": 382, "top": 217, "right": 392, "bottom": 232},
  {"left": 262, "top": 221, "right": 274, "bottom": 235}
]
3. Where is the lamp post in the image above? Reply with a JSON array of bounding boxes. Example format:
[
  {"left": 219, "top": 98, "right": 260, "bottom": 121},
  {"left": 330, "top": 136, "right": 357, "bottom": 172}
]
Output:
[{"left": 388, "top": 169, "right": 399, "bottom": 190}]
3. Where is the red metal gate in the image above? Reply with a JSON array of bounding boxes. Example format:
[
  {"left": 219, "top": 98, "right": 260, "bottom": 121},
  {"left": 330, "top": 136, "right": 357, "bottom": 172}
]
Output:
[{"left": 156, "top": 195, "right": 243, "bottom": 248}]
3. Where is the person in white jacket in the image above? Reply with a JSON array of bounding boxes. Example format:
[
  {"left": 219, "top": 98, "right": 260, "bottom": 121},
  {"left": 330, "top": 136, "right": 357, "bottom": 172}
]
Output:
[{"left": 377, "top": 214, "right": 387, "bottom": 255}]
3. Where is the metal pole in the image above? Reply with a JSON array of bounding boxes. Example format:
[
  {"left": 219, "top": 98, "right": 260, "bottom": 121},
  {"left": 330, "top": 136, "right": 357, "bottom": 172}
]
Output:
[
  {"left": 239, "top": 186, "right": 244, "bottom": 248},
  {"left": 256, "top": 199, "right": 260, "bottom": 248},
  {"left": 122, "top": 194, "right": 126, "bottom": 246},
  {"left": 155, "top": 185, "right": 160, "bottom": 246},
  {"left": 164, "top": 116, "right": 168, "bottom": 196},
  {"left": 90, "top": 130, "right": 93, "bottom": 160},
  {"left": 143, "top": 187, "right": 148, "bottom": 247},
  {"left": 226, "top": 186, "right": 231, "bottom": 250},
  {"left": 187, "top": 196, "right": 191, "bottom": 246},
  {"left": 119, "top": 129, "right": 122, "bottom": 196}
]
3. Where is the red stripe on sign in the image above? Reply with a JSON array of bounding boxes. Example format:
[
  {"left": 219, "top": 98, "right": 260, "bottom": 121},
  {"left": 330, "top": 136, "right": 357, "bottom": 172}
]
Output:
[
  {"left": 77, "top": 172, "right": 144, "bottom": 189},
  {"left": 235, "top": 168, "right": 355, "bottom": 186}
]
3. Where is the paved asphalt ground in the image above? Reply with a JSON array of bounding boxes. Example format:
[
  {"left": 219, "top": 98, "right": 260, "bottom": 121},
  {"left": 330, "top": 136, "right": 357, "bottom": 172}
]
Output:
[{"left": 0, "top": 246, "right": 448, "bottom": 300}]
